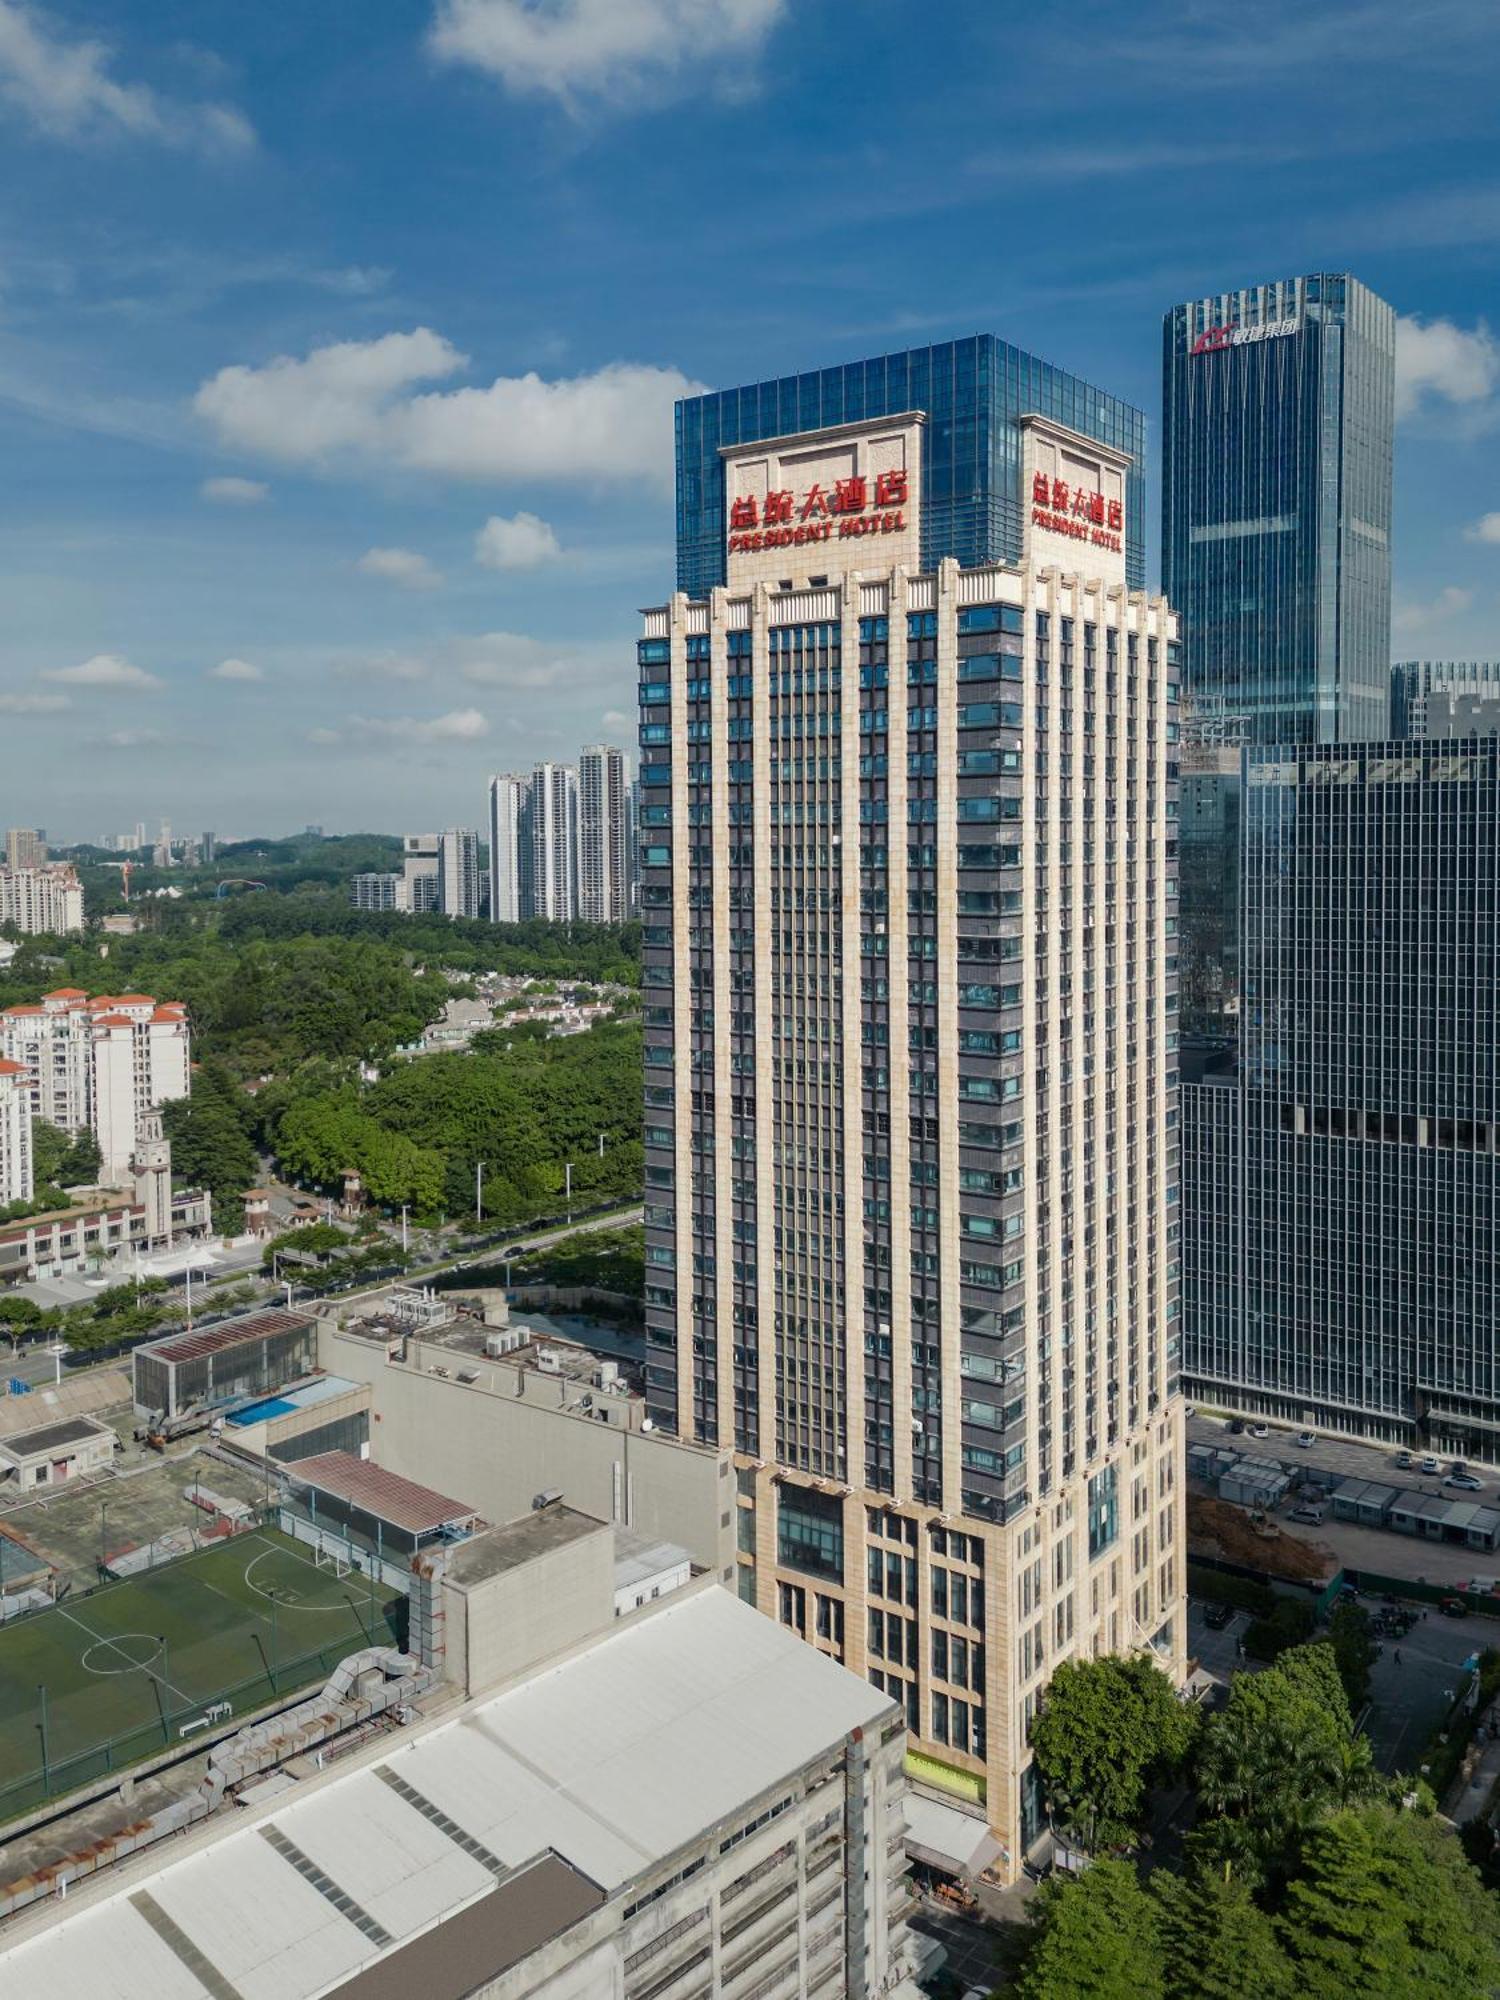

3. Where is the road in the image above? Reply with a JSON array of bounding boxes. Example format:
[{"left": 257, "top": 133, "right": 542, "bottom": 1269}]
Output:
[{"left": 2, "top": 1202, "right": 645, "bottom": 1385}]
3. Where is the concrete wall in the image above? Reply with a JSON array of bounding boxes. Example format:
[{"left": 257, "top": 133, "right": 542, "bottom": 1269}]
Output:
[
  {"left": 447, "top": 1524, "right": 615, "bottom": 1696},
  {"left": 318, "top": 1323, "right": 735, "bottom": 1577}
]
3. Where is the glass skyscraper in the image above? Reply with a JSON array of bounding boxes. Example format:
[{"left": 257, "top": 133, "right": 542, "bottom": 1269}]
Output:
[
  {"left": 1162, "top": 274, "right": 1394, "bottom": 747},
  {"left": 675, "top": 335, "right": 1147, "bottom": 601},
  {"left": 1183, "top": 738, "right": 1500, "bottom": 1451}
]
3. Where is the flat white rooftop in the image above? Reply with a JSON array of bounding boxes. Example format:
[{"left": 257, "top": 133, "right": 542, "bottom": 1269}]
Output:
[{"left": 0, "top": 1587, "right": 891, "bottom": 2000}]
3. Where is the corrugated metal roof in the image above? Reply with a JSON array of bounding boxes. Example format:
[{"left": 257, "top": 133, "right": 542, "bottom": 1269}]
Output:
[
  {"left": 288, "top": 1453, "right": 476, "bottom": 1534},
  {"left": 139, "top": 1310, "right": 309, "bottom": 1368},
  {"left": 0, "top": 1589, "right": 892, "bottom": 2000}
]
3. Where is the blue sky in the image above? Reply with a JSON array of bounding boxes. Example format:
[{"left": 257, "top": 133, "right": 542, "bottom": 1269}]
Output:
[{"left": 0, "top": 0, "right": 1497, "bottom": 840}]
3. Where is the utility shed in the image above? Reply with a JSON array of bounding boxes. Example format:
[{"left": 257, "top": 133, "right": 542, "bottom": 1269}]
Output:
[{"left": 0, "top": 1415, "right": 114, "bottom": 1489}]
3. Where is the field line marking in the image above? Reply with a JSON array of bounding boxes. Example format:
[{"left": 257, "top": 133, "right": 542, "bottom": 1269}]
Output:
[
  {"left": 193, "top": 1568, "right": 275, "bottom": 1633},
  {"left": 53, "top": 1602, "right": 194, "bottom": 1709}
]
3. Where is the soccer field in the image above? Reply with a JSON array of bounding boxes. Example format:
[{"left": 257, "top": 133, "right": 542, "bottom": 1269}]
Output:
[{"left": 0, "top": 1529, "right": 405, "bottom": 1825}]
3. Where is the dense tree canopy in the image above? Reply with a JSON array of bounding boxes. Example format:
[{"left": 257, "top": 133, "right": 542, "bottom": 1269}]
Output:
[
  {"left": 269, "top": 1018, "right": 643, "bottom": 1224},
  {"left": 1280, "top": 1806, "right": 1500, "bottom": 1997},
  {"left": 1015, "top": 1861, "right": 1165, "bottom": 2000},
  {"left": 1029, "top": 1653, "right": 1197, "bottom": 1852},
  {"left": 161, "top": 1060, "right": 260, "bottom": 1218}
]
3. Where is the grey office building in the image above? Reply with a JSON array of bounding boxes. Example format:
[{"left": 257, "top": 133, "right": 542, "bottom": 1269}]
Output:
[
  {"left": 1182, "top": 739, "right": 1500, "bottom": 1453},
  {"left": 1392, "top": 661, "right": 1500, "bottom": 741},
  {"left": 1163, "top": 274, "right": 1395, "bottom": 748}
]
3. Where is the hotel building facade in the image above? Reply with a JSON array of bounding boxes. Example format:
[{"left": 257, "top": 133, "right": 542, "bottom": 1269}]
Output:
[{"left": 641, "top": 365, "right": 1185, "bottom": 1876}]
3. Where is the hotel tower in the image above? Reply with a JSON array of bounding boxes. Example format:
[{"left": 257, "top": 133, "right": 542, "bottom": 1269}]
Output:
[{"left": 640, "top": 340, "right": 1186, "bottom": 1877}]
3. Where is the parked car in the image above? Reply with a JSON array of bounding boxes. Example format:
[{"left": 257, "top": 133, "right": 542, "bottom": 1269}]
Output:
[
  {"left": 1247, "top": 1423, "right": 1269, "bottom": 1440},
  {"left": 1396, "top": 1450, "right": 1413, "bottom": 1470},
  {"left": 1228, "top": 1418, "right": 1246, "bottom": 1436},
  {"left": 1290, "top": 1504, "right": 1325, "bottom": 1524},
  {"left": 1421, "top": 1454, "right": 1441, "bottom": 1475},
  {"left": 1440, "top": 1597, "right": 1470, "bottom": 1617},
  {"left": 1447, "top": 1472, "right": 1485, "bottom": 1491},
  {"left": 1203, "top": 1602, "right": 1234, "bottom": 1630},
  {"left": 1296, "top": 1430, "right": 1316, "bottom": 1448}
]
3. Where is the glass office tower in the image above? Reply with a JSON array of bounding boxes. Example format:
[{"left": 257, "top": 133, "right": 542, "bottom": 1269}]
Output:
[
  {"left": 1162, "top": 274, "right": 1395, "bottom": 747},
  {"left": 1183, "top": 738, "right": 1500, "bottom": 1452},
  {"left": 676, "top": 336, "right": 1147, "bottom": 601}
]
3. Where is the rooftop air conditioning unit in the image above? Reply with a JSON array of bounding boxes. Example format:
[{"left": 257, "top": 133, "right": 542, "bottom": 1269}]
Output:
[
  {"left": 532, "top": 1487, "right": 564, "bottom": 1511},
  {"left": 535, "top": 1348, "right": 562, "bottom": 1374}
]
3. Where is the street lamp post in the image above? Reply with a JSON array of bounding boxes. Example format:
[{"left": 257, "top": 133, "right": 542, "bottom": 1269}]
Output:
[
  {"left": 475, "top": 1161, "right": 486, "bottom": 1227},
  {"left": 564, "top": 1160, "right": 572, "bottom": 1223}
]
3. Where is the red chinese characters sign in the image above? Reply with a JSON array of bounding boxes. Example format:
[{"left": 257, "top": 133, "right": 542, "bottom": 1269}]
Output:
[
  {"left": 729, "top": 469, "right": 909, "bottom": 553},
  {"left": 1029, "top": 471, "right": 1123, "bottom": 554}
]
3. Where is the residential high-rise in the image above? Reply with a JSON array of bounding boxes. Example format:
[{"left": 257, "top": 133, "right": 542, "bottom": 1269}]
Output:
[
  {"left": 1182, "top": 737, "right": 1500, "bottom": 1455},
  {"left": 437, "top": 827, "right": 481, "bottom": 919},
  {"left": 201, "top": 831, "right": 217, "bottom": 865},
  {"left": 1392, "top": 661, "right": 1500, "bottom": 740},
  {"left": 348, "top": 871, "right": 403, "bottom": 912},
  {"left": 675, "top": 334, "right": 1148, "bottom": 601},
  {"left": 0, "top": 1058, "right": 32, "bottom": 1207},
  {"left": 578, "top": 744, "right": 629, "bottom": 922},
  {"left": 487, "top": 772, "right": 530, "bottom": 924},
  {"left": 642, "top": 388, "right": 1184, "bottom": 1875},
  {"left": 4, "top": 828, "right": 45, "bottom": 870},
  {"left": 528, "top": 761, "right": 578, "bottom": 920},
  {"left": 0, "top": 989, "right": 190, "bottom": 1183},
  {"left": 401, "top": 833, "right": 440, "bottom": 914},
  {"left": 1162, "top": 274, "right": 1394, "bottom": 747},
  {"left": 0, "top": 864, "right": 84, "bottom": 935}
]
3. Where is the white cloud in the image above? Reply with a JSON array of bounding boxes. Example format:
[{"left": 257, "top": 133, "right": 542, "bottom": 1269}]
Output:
[
  {"left": 358, "top": 546, "right": 444, "bottom": 591},
  {"left": 454, "top": 631, "right": 578, "bottom": 690},
  {"left": 0, "top": 1, "right": 253, "bottom": 152},
  {"left": 196, "top": 329, "right": 463, "bottom": 461},
  {"left": 475, "top": 509, "right": 561, "bottom": 571},
  {"left": 330, "top": 651, "right": 431, "bottom": 684},
  {"left": 1392, "top": 586, "right": 1474, "bottom": 636},
  {"left": 200, "top": 474, "right": 268, "bottom": 505},
  {"left": 316, "top": 707, "right": 490, "bottom": 748},
  {"left": 1395, "top": 314, "right": 1500, "bottom": 420},
  {"left": 42, "top": 653, "right": 161, "bottom": 691},
  {"left": 1466, "top": 512, "right": 1500, "bottom": 545},
  {"left": 600, "top": 709, "right": 631, "bottom": 730},
  {"left": 0, "top": 690, "right": 69, "bottom": 714},
  {"left": 99, "top": 728, "right": 163, "bottom": 749},
  {"left": 429, "top": 0, "right": 785, "bottom": 105},
  {"left": 210, "top": 657, "right": 263, "bottom": 681},
  {"left": 195, "top": 329, "right": 700, "bottom": 490}
]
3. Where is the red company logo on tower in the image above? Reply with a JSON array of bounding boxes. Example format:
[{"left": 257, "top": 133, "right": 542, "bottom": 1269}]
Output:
[
  {"left": 728, "top": 470, "right": 909, "bottom": 553},
  {"left": 1030, "top": 473, "right": 1123, "bottom": 554},
  {"left": 1190, "top": 316, "right": 1300, "bottom": 356}
]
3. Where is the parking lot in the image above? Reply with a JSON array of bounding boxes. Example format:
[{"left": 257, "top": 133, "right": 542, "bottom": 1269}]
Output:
[{"left": 1188, "top": 1592, "right": 1483, "bottom": 1775}]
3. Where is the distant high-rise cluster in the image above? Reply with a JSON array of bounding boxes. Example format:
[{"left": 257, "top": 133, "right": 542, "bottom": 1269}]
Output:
[{"left": 353, "top": 746, "right": 635, "bottom": 924}]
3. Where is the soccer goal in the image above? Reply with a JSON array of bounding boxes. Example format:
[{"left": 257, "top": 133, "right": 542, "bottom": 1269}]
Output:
[{"left": 314, "top": 1546, "right": 353, "bottom": 1580}]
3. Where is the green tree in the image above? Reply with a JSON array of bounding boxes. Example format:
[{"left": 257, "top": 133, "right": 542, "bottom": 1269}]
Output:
[
  {"left": 160, "top": 1059, "right": 259, "bottom": 1219},
  {"left": 1151, "top": 1867, "right": 1293, "bottom": 2000},
  {"left": 27, "top": 1118, "right": 71, "bottom": 1188},
  {"left": 1327, "top": 1601, "right": 1377, "bottom": 1711},
  {"left": 1015, "top": 1860, "right": 1164, "bottom": 2000},
  {"left": 1280, "top": 1806, "right": 1500, "bottom": 1998},
  {"left": 1190, "top": 1645, "right": 1373, "bottom": 1883},
  {"left": 1030, "top": 1654, "right": 1197, "bottom": 1852}
]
